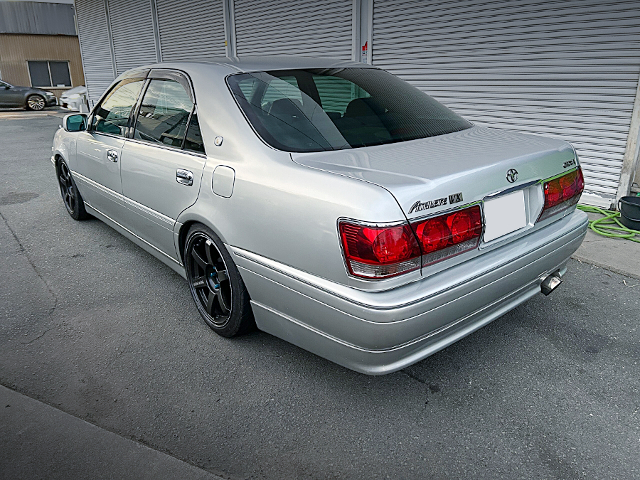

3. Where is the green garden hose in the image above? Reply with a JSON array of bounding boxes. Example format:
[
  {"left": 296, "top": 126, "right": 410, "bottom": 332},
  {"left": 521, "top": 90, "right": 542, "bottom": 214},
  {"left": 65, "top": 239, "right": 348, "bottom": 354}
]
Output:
[{"left": 577, "top": 204, "right": 640, "bottom": 243}]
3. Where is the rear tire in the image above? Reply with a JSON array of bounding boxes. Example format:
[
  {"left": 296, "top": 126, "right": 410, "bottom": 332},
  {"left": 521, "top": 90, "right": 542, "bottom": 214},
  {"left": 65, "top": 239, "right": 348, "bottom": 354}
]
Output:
[
  {"left": 184, "top": 224, "right": 255, "bottom": 337},
  {"left": 26, "top": 94, "right": 46, "bottom": 111}
]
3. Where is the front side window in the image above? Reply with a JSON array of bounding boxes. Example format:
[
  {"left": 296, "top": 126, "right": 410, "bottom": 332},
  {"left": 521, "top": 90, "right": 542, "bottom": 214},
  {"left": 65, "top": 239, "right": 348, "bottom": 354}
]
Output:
[
  {"left": 133, "top": 79, "right": 193, "bottom": 147},
  {"left": 227, "top": 68, "right": 472, "bottom": 153},
  {"left": 91, "top": 79, "right": 145, "bottom": 136}
]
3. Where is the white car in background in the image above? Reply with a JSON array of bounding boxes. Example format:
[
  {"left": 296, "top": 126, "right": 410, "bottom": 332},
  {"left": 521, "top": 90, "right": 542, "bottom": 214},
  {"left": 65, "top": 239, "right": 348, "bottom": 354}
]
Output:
[{"left": 60, "top": 86, "right": 89, "bottom": 112}]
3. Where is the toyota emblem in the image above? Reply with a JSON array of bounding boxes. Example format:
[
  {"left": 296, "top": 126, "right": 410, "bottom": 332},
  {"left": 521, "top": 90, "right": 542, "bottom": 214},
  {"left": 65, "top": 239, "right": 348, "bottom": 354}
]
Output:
[{"left": 506, "top": 169, "right": 518, "bottom": 183}]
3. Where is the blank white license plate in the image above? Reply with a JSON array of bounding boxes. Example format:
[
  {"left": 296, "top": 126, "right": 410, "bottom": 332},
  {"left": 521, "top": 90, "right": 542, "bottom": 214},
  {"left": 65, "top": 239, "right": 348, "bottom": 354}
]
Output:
[{"left": 483, "top": 190, "right": 527, "bottom": 242}]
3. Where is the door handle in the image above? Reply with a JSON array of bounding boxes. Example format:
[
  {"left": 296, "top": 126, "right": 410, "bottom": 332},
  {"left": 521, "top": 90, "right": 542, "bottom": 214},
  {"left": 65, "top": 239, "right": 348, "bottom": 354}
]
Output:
[
  {"left": 107, "top": 149, "right": 118, "bottom": 163},
  {"left": 176, "top": 169, "right": 193, "bottom": 186}
]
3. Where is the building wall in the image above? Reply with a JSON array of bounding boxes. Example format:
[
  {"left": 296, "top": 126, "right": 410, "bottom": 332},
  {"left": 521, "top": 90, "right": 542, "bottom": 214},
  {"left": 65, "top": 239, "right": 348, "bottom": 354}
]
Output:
[
  {"left": 0, "top": 34, "right": 85, "bottom": 98},
  {"left": 71, "top": 0, "right": 640, "bottom": 202}
]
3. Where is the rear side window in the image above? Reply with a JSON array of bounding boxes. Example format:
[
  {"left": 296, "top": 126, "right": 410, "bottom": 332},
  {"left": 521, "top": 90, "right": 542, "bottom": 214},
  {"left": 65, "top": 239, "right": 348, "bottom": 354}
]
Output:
[
  {"left": 184, "top": 112, "right": 205, "bottom": 154},
  {"left": 92, "top": 79, "right": 145, "bottom": 136},
  {"left": 133, "top": 79, "right": 193, "bottom": 147}
]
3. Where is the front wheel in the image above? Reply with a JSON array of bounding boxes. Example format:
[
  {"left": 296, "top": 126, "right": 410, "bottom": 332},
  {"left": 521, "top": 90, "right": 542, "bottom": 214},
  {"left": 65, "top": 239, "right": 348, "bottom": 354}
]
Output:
[
  {"left": 184, "top": 224, "right": 254, "bottom": 337},
  {"left": 26, "top": 94, "right": 46, "bottom": 111},
  {"left": 56, "top": 160, "right": 89, "bottom": 220}
]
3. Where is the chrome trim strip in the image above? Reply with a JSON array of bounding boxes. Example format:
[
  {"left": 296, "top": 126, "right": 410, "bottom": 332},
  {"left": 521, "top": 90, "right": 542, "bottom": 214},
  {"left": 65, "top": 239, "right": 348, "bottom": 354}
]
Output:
[
  {"left": 483, "top": 179, "right": 539, "bottom": 200},
  {"left": 72, "top": 170, "right": 175, "bottom": 229},
  {"left": 84, "top": 201, "right": 182, "bottom": 267},
  {"left": 540, "top": 166, "right": 579, "bottom": 184},
  {"left": 336, "top": 217, "right": 407, "bottom": 228},
  {"left": 124, "top": 136, "right": 207, "bottom": 158}
]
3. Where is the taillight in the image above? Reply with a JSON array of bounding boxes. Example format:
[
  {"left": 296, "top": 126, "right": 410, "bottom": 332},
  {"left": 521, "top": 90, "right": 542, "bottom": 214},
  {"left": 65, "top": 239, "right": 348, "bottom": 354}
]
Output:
[
  {"left": 339, "top": 205, "right": 483, "bottom": 279},
  {"left": 339, "top": 222, "right": 421, "bottom": 278},
  {"left": 538, "top": 168, "right": 584, "bottom": 221},
  {"left": 411, "top": 205, "right": 483, "bottom": 266}
]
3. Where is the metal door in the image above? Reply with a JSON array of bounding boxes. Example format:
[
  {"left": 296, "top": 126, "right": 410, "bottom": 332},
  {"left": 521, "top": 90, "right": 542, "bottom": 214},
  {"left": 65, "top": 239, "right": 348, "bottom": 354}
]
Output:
[
  {"left": 372, "top": 0, "right": 640, "bottom": 203},
  {"left": 233, "top": 0, "right": 353, "bottom": 59},
  {"left": 0, "top": 83, "right": 24, "bottom": 107},
  {"left": 155, "top": 0, "right": 226, "bottom": 61},
  {"left": 75, "top": 0, "right": 116, "bottom": 107},
  {"left": 118, "top": 71, "right": 206, "bottom": 260},
  {"left": 73, "top": 77, "right": 146, "bottom": 218},
  {"left": 74, "top": 132, "right": 125, "bottom": 216}
]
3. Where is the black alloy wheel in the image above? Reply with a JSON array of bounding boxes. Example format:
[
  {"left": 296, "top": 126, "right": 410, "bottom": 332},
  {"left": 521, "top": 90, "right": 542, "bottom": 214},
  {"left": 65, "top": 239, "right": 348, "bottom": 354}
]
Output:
[
  {"left": 184, "top": 224, "right": 254, "bottom": 337},
  {"left": 26, "top": 94, "right": 46, "bottom": 111},
  {"left": 57, "top": 160, "right": 88, "bottom": 220}
]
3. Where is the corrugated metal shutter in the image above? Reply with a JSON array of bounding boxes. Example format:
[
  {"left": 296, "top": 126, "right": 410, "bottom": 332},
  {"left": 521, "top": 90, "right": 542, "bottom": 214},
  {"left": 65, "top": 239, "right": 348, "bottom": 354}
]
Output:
[
  {"left": 372, "top": 0, "right": 640, "bottom": 200},
  {"left": 75, "top": 0, "right": 115, "bottom": 106},
  {"left": 234, "top": 0, "right": 353, "bottom": 59},
  {"left": 156, "top": 0, "right": 226, "bottom": 61},
  {"left": 107, "top": 0, "right": 157, "bottom": 74}
]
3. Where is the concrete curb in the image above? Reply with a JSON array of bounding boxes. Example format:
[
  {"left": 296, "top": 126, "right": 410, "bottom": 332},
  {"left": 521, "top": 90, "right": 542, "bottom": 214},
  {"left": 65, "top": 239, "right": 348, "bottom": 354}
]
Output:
[
  {"left": 570, "top": 212, "right": 640, "bottom": 281},
  {"left": 571, "top": 254, "right": 640, "bottom": 281}
]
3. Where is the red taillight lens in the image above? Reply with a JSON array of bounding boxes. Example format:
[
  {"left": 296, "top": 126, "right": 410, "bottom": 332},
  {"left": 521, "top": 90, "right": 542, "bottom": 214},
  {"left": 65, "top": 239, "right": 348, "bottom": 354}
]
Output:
[
  {"left": 539, "top": 167, "right": 584, "bottom": 221},
  {"left": 448, "top": 210, "right": 478, "bottom": 243},
  {"left": 414, "top": 217, "right": 449, "bottom": 254},
  {"left": 339, "top": 205, "right": 483, "bottom": 279},
  {"left": 411, "top": 205, "right": 482, "bottom": 266},
  {"left": 339, "top": 222, "right": 421, "bottom": 278}
]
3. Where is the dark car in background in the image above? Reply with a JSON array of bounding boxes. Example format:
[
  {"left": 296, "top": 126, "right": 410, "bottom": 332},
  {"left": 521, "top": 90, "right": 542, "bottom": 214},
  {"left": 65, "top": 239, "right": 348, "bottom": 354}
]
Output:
[{"left": 0, "top": 80, "right": 57, "bottom": 110}]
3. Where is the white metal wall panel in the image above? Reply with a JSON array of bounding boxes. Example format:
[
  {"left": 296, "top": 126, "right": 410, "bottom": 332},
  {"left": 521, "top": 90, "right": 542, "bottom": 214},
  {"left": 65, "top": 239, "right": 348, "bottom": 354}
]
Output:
[
  {"left": 372, "top": 0, "right": 640, "bottom": 199},
  {"left": 234, "top": 0, "right": 353, "bottom": 59},
  {"left": 75, "top": 0, "right": 115, "bottom": 106},
  {"left": 107, "top": 0, "right": 157, "bottom": 74},
  {"left": 155, "top": 0, "right": 226, "bottom": 61}
]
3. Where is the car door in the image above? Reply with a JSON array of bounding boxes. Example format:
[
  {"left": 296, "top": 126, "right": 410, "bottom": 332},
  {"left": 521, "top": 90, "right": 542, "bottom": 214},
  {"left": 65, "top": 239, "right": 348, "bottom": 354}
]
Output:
[
  {"left": 119, "top": 70, "right": 207, "bottom": 260},
  {"left": 0, "top": 81, "right": 24, "bottom": 107},
  {"left": 73, "top": 77, "right": 146, "bottom": 219}
]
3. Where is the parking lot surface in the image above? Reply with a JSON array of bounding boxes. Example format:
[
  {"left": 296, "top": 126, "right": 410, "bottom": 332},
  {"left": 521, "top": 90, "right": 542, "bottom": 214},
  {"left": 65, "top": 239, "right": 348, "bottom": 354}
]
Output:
[{"left": 1, "top": 113, "right": 639, "bottom": 479}]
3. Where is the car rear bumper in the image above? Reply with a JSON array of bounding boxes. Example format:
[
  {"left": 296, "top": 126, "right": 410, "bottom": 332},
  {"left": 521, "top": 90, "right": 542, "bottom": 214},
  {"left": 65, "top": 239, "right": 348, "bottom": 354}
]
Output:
[{"left": 231, "top": 210, "right": 588, "bottom": 374}]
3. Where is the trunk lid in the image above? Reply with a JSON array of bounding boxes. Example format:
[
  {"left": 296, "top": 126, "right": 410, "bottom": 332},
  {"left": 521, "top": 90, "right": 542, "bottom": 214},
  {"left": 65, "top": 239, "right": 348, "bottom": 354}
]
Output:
[{"left": 291, "top": 126, "right": 576, "bottom": 220}]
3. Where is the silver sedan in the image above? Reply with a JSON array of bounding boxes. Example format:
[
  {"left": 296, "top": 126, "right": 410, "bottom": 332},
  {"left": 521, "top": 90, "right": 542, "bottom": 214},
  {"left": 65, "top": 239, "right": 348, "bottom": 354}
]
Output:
[{"left": 52, "top": 57, "right": 588, "bottom": 374}]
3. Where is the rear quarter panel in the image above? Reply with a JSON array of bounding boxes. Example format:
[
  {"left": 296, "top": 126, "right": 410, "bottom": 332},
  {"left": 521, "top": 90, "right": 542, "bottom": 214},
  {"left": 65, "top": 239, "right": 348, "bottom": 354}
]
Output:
[
  {"left": 179, "top": 147, "right": 406, "bottom": 287},
  {"left": 175, "top": 65, "right": 407, "bottom": 287}
]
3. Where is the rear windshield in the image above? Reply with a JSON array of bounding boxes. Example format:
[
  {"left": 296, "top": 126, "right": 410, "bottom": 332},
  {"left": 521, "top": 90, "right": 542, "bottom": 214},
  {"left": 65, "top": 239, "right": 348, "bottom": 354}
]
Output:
[{"left": 226, "top": 68, "right": 472, "bottom": 153}]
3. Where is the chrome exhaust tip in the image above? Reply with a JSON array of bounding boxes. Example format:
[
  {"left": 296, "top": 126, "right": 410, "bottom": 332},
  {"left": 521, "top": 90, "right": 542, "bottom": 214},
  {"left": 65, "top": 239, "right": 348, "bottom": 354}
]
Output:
[{"left": 541, "top": 273, "right": 562, "bottom": 296}]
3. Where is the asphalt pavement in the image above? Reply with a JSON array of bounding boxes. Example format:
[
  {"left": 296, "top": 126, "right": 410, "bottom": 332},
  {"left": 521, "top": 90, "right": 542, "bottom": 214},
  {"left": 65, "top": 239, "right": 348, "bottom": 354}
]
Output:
[{"left": 1, "top": 111, "right": 639, "bottom": 479}]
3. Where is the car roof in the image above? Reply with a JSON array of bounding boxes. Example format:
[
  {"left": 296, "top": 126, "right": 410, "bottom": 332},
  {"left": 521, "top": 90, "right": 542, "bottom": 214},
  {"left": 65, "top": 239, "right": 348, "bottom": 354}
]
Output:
[{"left": 128, "top": 55, "right": 375, "bottom": 77}]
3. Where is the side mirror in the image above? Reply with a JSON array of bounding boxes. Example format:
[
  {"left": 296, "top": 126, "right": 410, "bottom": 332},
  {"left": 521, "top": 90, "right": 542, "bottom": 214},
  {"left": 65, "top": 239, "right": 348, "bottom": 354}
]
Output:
[
  {"left": 63, "top": 113, "right": 87, "bottom": 132},
  {"left": 2, "top": 85, "right": 9, "bottom": 90}
]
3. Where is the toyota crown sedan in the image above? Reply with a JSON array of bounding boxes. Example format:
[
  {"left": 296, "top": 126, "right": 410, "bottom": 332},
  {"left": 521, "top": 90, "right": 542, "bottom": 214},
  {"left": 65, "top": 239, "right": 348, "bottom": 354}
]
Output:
[{"left": 51, "top": 57, "right": 588, "bottom": 374}]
